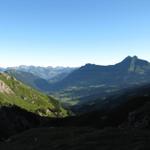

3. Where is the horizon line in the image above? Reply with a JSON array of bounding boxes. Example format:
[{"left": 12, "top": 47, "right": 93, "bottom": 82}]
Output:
[{"left": 0, "top": 55, "right": 149, "bottom": 68}]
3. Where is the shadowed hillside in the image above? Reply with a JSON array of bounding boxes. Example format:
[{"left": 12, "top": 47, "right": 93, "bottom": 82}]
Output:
[
  {"left": 1, "top": 82, "right": 150, "bottom": 149},
  {"left": 1, "top": 128, "right": 150, "bottom": 150}
]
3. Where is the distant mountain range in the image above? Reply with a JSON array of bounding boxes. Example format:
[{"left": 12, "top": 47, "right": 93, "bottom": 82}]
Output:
[
  {"left": 2, "top": 56, "right": 150, "bottom": 107},
  {"left": 7, "top": 66, "right": 76, "bottom": 80}
]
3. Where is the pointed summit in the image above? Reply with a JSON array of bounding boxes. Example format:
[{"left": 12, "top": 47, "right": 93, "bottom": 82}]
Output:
[
  {"left": 119, "top": 55, "right": 150, "bottom": 72},
  {"left": 115, "top": 56, "right": 150, "bottom": 73},
  {"left": 132, "top": 55, "right": 138, "bottom": 59},
  {"left": 121, "top": 55, "right": 138, "bottom": 63}
]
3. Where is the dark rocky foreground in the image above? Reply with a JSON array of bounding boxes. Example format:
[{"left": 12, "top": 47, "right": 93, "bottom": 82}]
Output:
[
  {"left": 1, "top": 127, "right": 150, "bottom": 150},
  {"left": 0, "top": 106, "right": 45, "bottom": 141}
]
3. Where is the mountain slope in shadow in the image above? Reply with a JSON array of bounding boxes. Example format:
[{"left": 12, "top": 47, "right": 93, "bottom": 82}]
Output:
[
  {"left": 1, "top": 83, "right": 150, "bottom": 149},
  {"left": 1, "top": 127, "right": 150, "bottom": 150},
  {"left": 6, "top": 70, "right": 51, "bottom": 92}
]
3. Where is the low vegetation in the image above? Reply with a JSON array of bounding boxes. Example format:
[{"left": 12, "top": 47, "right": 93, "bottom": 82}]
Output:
[{"left": 0, "top": 73, "right": 68, "bottom": 117}]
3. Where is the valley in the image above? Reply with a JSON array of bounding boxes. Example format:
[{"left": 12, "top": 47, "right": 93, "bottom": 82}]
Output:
[
  {"left": 5, "top": 56, "right": 150, "bottom": 108},
  {"left": 1, "top": 56, "right": 150, "bottom": 149}
]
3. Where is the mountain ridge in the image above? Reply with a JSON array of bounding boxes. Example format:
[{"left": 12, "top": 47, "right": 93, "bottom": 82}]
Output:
[
  {"left": 48, "top": 56, "right": 150, "bottom": 104},
  {"left": 7, "top": 66, "right": 76, "bottom": 80}
]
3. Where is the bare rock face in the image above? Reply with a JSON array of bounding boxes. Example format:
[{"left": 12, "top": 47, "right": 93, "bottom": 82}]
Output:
[{"left": 0, "top": 80, "right": 14, "bottom": 94}]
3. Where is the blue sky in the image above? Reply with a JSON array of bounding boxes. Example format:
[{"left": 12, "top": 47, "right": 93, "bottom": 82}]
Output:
[{"left": 0, "top": 0, "right": 150, "bottom": 67}]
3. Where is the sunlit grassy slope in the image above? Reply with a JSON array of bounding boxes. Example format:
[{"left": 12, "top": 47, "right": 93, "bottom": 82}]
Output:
[{"left": 0, "top": 73, "right": 68, "bottom": 117}]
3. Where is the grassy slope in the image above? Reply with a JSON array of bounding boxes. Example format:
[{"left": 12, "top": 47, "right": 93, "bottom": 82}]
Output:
[{"left": 0, "top": 73, "right": 68, "bottom": 117}]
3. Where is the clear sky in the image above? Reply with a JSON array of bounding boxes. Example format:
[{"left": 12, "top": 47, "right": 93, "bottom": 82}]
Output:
[{"left": 0, "top": 0, "right": 150, "bottom": 67}]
